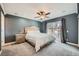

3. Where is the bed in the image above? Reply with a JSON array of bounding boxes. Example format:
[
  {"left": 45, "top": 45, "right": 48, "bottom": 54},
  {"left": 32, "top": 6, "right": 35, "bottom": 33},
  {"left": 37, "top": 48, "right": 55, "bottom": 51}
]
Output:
[{"left": 25, "top": 26, "right": 55, "bottom": 52}]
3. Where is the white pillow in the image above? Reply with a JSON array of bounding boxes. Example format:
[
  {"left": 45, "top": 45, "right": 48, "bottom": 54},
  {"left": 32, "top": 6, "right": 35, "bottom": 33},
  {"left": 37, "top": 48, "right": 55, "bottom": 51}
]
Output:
[{"left": 25, "top": 26, "right": 40, "bottom": 33}]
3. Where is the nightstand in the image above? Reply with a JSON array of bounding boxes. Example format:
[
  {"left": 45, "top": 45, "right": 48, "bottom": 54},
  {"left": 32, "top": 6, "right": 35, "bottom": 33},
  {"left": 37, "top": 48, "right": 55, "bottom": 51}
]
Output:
[{"left": 16, "top": 34, "right": 26, "bottom": 44}]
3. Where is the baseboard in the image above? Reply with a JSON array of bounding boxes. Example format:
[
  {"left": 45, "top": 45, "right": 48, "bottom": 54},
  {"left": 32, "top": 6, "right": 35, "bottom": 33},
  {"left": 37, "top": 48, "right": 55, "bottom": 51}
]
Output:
[
  {"left": 3, "top": 42, "right": 16, "bottom": 47},
  {"left": 66, "top": 42, "right": 79, "bottom": 48}
]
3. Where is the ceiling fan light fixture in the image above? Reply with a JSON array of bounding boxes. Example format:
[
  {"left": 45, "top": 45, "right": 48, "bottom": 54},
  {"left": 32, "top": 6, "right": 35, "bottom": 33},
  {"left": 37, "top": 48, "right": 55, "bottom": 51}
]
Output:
[{"left": 35, "top": 10, "right": 50, "bottom": 20}]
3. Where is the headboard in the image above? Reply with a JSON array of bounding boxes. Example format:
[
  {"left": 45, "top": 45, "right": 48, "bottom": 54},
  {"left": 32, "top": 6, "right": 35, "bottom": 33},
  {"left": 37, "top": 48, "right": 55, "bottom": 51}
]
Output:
[{"left": 24, "top": 26, "right": 40, "bottom": 33}]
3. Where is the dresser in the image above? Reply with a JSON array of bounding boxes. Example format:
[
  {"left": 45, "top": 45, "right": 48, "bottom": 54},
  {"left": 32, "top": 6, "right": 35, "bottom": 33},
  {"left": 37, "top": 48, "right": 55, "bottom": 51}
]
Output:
[{"left": 16, "top": 34, "right": 26, "bottom": 44}]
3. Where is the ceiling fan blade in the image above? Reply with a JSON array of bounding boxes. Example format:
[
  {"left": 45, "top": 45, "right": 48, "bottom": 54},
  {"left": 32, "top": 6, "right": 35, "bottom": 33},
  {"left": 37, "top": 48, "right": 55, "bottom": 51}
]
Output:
[
  {"left": 37, "top": 12, "right": 41, "bottom": 15},
  {"left": 45, "top": 12, "right": 50, "bottom": 15}
]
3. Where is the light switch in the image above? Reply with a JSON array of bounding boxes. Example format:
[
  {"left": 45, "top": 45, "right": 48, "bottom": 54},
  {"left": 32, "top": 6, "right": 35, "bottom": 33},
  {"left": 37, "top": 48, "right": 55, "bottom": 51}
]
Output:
[{"left": 67, "top": 30, "right": 69, "bottom": 33}]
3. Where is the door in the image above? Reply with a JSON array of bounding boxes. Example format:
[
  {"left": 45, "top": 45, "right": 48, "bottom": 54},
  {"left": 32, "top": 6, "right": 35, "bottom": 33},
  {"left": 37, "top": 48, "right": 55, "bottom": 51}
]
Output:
[{"left": 47, "top": 21, "right": 63, "bottom": 42}]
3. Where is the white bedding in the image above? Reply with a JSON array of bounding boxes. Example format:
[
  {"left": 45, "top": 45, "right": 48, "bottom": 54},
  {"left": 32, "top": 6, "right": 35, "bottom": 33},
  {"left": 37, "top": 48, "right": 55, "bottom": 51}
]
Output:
[{"left": 25, "top": 32, "right": 55, "bottom": 52}]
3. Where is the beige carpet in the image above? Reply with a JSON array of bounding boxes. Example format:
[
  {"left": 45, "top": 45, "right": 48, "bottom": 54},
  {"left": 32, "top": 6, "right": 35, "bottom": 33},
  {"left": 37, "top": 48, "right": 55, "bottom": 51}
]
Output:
[
  {"left": 1, "top": 42, "right": 36, "bottom": 56},
  {"left": 0, "top": 42, "right": 79, "bottom": 56}
]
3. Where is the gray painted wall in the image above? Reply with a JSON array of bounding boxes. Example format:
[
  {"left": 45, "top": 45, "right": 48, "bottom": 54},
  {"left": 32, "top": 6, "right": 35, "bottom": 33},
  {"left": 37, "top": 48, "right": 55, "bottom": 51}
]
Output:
[
  {"left": 65, "top": 14, "right": 78, "bottom": 44},
  {"left": 43, "top": 13, "right": 78, "bottom": 44},
  {"left": 40, "top": 22, "right": 47, "bottom": 33},
  {"left": 5, "top": 14, "right": 41, "bottom": 43}
]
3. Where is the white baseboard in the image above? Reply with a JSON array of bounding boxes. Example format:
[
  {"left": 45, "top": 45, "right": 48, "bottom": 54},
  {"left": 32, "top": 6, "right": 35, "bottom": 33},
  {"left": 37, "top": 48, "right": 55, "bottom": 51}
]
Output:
[
  {"left": 3, "top": 42, "right": 15, "bottom": 47},
  {"left": 66, "top": 42, "right": 79, "bottom": 47},
  {"left": 0, "top": 42, "right": 15, "bottom": 54}
]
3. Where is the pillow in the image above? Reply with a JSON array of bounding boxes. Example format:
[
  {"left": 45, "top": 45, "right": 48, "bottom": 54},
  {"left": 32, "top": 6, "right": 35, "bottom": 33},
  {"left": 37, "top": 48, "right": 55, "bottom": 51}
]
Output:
[{"left": 24, "top": 26, "right": 40, "bottom": 33}]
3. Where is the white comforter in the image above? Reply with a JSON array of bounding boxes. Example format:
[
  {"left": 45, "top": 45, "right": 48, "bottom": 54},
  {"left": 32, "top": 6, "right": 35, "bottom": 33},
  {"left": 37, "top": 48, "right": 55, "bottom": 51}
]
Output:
[{"left": 25, "top": 32, "right": 55, "bottom": 52}]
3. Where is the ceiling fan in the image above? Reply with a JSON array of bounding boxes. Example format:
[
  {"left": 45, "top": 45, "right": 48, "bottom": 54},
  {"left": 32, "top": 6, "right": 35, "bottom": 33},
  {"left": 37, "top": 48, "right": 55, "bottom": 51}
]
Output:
[{"left": 35, "top": 11, "right": 50, "bottom": 20}]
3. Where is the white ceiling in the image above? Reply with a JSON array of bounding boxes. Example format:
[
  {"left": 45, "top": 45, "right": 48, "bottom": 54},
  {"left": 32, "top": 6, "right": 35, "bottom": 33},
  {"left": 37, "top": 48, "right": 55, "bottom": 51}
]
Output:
[{"left": 1, "top": 3, "right": 77, "bottom": 22}]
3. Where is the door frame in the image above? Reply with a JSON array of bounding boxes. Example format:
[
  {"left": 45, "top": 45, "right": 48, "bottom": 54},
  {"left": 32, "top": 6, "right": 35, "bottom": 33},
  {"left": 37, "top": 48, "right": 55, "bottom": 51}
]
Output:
[
  {"left": 0, "top": 4, "right": 5, "bottom": 54},
  {"left": 1, "top": 11, "right": 5, "bottom": 46}
]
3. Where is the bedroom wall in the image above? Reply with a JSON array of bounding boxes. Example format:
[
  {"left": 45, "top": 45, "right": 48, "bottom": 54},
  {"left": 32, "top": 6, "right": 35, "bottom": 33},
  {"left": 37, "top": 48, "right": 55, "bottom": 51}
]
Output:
[
  {"left": 40, "top": 21, "right": 47, "bottom": 33},
  {"left": 42, "top": 13, "right": 78, "bottom": 44},
  {"left": 5, "top": 14, "right": 41, "bottom": 43}
]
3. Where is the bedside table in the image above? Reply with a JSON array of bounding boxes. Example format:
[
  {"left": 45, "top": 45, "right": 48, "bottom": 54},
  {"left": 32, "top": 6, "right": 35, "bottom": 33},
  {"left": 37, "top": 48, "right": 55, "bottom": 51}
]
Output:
[{"left": 16, "top": 34, "right": 26, "bottom": 44}]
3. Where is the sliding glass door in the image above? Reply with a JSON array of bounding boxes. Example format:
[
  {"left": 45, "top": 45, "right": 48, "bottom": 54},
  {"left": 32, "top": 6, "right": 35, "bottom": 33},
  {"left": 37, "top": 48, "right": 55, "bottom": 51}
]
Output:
[{"left": 47, "top": 21, "right": 63, "bottom": 42}]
